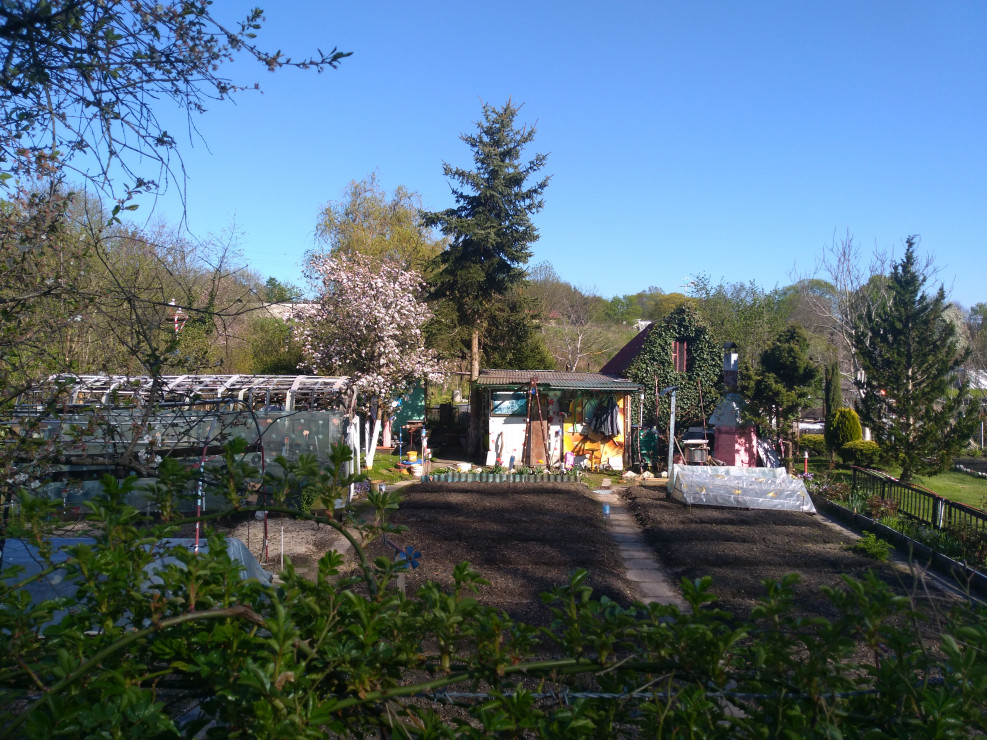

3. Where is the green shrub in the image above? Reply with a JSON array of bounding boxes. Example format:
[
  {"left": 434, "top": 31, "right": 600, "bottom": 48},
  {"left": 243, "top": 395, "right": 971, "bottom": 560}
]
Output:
[
  {"left": 866, "top": 495, "right": 898, "bottom": 520},
  {"left": 8, "top": 437, "right": 987, "bottom": 736},
  {"left": 828, "top": 407, "right": 862, "bottom": 450},
  {"left": 840, "top": 439, "right": 881, "bottom": 467},
  {"left": 852, "top": 531, "right": 892, "bottom": 561},
  {"left": 800, "top": 434, "right": 826, "bottom": 457}
]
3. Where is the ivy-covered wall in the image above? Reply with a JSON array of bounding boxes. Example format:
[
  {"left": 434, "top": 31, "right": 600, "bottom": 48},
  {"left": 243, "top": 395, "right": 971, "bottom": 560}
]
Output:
[{"left": 625, "top": 306, "right": 722, "bottom": 431}]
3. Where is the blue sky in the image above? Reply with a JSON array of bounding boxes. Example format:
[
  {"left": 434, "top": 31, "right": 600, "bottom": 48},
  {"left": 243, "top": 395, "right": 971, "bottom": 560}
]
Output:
[{"left": 138, "top": 1, "right": 986, "bottom": 308}]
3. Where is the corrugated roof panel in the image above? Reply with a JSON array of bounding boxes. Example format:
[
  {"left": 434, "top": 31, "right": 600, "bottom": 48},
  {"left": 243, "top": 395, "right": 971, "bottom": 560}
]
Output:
[{"left": 475, "top": 370, "right": 641, "bottom": 392}]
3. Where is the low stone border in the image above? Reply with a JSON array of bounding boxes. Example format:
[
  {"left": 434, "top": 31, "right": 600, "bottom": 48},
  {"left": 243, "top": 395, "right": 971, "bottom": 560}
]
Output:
[
  {"left": 954, "top": 463, "right": 987, "bottom": 480},
  {"left": 422, "top": 472, "right": 581, "bottom": 484},
  {"left": 811, "top": 494, "right": 987, "bottom": 598}
]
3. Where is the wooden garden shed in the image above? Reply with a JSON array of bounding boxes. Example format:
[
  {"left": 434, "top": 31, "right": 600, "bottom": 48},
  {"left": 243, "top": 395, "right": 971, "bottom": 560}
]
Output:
[{"left": 473, "top": 370, "right": 641, "bottom": 470}]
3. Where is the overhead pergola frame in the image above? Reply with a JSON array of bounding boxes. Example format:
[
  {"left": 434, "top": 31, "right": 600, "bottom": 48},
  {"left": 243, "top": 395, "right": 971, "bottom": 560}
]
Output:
[
  {"left": 18, "top": 375, "right": 350, "bottom": 413},
  {"left": 7, "top": 375, "right": 354, "bottom": 471}
]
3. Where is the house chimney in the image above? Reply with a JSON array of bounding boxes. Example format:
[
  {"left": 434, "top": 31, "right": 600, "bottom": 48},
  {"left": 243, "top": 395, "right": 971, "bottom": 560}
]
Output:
[{"left": 723, "top": 342, "right": 739, "bottom": 389}]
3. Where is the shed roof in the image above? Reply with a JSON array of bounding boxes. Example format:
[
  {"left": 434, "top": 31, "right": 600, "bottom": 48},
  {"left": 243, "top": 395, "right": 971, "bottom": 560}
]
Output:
[{"left": 475, "top": 370, "right": 640, "bottom": 393}]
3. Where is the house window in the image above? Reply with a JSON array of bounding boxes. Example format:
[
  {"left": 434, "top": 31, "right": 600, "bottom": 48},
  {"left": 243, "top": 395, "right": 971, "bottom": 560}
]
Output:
[{"left": 672, "top": 339, "right": 689, "bottom": 373}]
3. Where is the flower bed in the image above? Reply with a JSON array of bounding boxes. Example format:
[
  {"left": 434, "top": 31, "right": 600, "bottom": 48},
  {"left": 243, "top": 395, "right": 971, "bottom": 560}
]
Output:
[{"left": 810, "top": 492, "right": 987, "bottom": 598}]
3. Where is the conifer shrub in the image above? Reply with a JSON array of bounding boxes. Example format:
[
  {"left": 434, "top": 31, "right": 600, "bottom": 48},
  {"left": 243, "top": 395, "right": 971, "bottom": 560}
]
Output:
[{"left": 829, "top": 407, "right": 862, "bottom": 450}]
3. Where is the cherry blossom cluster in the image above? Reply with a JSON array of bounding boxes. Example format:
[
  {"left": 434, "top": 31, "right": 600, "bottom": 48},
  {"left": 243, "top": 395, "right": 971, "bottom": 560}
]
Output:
[{"left": 295, "top": 253, "right": 444, "bottom": 415}]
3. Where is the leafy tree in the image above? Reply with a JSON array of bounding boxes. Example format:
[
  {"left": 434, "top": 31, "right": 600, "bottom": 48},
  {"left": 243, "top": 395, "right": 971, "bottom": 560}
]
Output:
[
  {"left": 646, "top": 291, "right": 696, "bottom": 321},
  {"left": 238, "top": 315, "right": 305, "bottom": 375},
  {"left": 853, "top": 238, "right": 978, "bottom": 480},
  {"left": 296, "top": 252, "right": 443, "bottom": 467},
  {"left": 263, "top": 277, "right": 304, "bottom": 304},
  {"left": 483, "top": 290, "right": 556, "bottom": 371},
  {"left": 0, "top": 187, "right": 86, "bottom": 404},
  {"left": 689, "top": 275, "right": 791, "bottom": 367},
  {"left": 966, "top": 302, "right": 987, "bottom": 407},
  {"left": 602, "top": 295, "right": 642, "bottom": 325},
  {"left": 625, "top": 306, "right": 721, "bottom": 434},
  {"left": 740, "top": 324, "right": 820, "bottom": 465},
  {"left": 0, "top": 1, "right": 348, "bottom": 197},
  {"left": 423, "top": 99, "right": 550, "bottom": 382},
  {"left": 526, "top": 262, "right": 620, "bottom": 371},
  {"left": 315, "top": 173, "right": 444, "bottom": 273}
]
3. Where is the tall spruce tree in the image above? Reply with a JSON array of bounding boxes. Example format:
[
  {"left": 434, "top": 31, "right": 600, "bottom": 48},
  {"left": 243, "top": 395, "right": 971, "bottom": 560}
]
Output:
[
  {"left": 852, "top": 238, "right": 977, "bottom": 480},
  {"left": 740, "top": 324, "right": 820, "bottom": 467},
  {"left": 423, "top": 100, "right": 550, "bottom": 381}
]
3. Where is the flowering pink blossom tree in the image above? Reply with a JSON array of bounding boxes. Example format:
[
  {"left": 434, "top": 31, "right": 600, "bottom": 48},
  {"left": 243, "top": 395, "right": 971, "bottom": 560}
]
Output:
[{"left": 295, "top": 252, "right": 443, "bottom": 467}]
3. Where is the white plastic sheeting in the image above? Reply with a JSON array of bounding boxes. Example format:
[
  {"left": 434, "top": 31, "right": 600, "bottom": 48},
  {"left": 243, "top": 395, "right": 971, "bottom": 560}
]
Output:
[
  {"left": 1, "top": 536, "right": 272, "bottom": 627},
  {"left": 670, "top": 465, "right": 816, "bottom": 513}
]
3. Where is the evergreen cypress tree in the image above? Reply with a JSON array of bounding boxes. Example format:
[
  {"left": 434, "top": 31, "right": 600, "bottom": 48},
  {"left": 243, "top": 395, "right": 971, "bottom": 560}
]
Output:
[
  {"left": 423, "top": 100, "right": 550, "bottom": 381},
  {"left": 823, "top": 360, "right": 842, "bottom": 460},
  {"left": 852, "top": 238, "right": 977, "bottom": 480}
]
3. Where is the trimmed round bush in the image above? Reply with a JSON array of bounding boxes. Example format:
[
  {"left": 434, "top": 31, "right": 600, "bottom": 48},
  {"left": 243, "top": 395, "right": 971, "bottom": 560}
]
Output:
[
  {"left": 828, "top": 407, "right": 862, "bottom": 450},
  {"left": 800, "top": 434, "right": 827, "bottom": 457},
  {"left": 840, "top": 439, "right": 881, "bottom": 467}
]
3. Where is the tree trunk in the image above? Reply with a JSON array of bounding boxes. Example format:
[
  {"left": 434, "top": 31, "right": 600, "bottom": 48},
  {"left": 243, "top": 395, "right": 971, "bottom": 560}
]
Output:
[
  {"left": 465, "top": 326, "right": 484, "bottom": 460},
  {"left": 467, "top": 385, "right": 483, "bottom": 460},
  {"left": 364, "top": 408, "right": 382, "bottom": 469},
  {"left": 470, "top": 327, "right": 480, "bottom": 382},
  {"left": 347, "top": 416, "right": 361, "bottom": 502}
]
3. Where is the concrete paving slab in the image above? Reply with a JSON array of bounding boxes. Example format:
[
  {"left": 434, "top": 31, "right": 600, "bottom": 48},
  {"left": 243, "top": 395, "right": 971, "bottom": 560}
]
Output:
[
  {"left": 623, "top": 557, "right": 661, "bottom": 568},
  {"left": 607, "top": 525, "right": 640, "bottom": 535},
  {"left": 580, "top": 487, "right": 684, "bottom": 610}
]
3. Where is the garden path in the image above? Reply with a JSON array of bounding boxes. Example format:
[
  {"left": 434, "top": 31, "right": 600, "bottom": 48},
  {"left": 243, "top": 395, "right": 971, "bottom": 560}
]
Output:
[{"left": 588, "top": 483, "right": 686, "bottom": 609}]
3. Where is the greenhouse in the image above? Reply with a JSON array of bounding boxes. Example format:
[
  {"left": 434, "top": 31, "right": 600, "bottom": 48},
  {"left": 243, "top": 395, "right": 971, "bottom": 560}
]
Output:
[{"left": 8, "top": 375, "right": 355, "bottom": 511}]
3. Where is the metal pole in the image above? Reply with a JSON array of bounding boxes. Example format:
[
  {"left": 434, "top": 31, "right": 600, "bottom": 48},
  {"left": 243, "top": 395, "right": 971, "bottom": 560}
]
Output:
[
  {"left": 659, "top": 386, "right": 679, "bottom": 493},
  {"left": 667, "top": 390, "right": 676, "bottom": 488},
  {"left": 638, "top": 392, "right": 644, "bottom": 471}
]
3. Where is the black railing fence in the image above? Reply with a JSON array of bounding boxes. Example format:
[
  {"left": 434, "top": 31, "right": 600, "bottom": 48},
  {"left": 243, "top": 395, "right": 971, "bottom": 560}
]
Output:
[{"left": 851, "top": 466, "right": 987, "bottom": 535}]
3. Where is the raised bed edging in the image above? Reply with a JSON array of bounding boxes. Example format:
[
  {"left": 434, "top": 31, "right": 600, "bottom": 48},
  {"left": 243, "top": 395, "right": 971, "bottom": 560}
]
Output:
[
  {"left": 421, "top": 473, "right": 581, "bottom": 484},
  {"left": 954, "top": 462, "right": 987, "bottom": 480},
  {"left": 811, "top": 494, "right": 987, "bottom": 598}
]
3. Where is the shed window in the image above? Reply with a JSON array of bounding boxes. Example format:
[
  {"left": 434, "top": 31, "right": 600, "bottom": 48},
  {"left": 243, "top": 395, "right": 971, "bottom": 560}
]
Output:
[
  {"left": 491, "top": 391, "right": 528, "bottom": 416},
  {"left": 672, "top": 339, "right": 689, "bottom": 373}
]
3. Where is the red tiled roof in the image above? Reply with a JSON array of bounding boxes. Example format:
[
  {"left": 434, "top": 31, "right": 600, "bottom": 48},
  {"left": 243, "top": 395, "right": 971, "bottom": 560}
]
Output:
[{"left": 598, "top": 323, "right": 655, "bottom": 376}]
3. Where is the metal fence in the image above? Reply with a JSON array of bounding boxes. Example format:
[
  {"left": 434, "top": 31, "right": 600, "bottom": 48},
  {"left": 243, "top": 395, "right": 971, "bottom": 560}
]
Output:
[{"left": 851, "top": 466, "right": 987, "bottom": 535}]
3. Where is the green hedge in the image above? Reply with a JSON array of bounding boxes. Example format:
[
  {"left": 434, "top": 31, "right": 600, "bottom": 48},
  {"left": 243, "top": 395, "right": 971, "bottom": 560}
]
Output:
[
  {"left": 800, "top": 433, "right": 827, "bottom": 457},
  {"left": 840, "top": 439, "right": 881, "bottom": 467}
]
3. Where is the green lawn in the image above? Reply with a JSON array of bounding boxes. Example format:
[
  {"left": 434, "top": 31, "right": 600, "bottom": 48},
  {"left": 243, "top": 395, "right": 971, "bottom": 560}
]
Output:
[
  {"left": 363, "top": 451, "right": 412, "bottom": 484},
  {"left": 903, "top": 470, "right": 987, "bottom": 508}
]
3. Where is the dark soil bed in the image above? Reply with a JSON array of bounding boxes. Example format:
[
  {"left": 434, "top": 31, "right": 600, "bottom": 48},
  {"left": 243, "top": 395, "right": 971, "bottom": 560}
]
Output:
[
  {"left": 365, "top": 482, "right": 638, "bottom": 626},
  {"left": 622, "top": 485, "right": 957, "bottom": 620}
]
